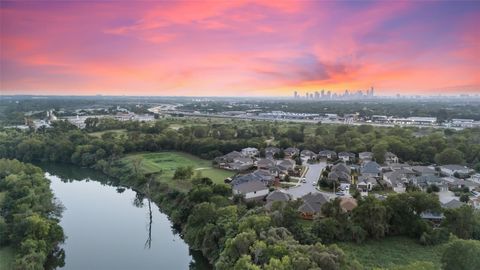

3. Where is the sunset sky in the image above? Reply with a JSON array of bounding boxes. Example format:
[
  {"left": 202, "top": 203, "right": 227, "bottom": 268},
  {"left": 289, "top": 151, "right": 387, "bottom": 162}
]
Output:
[{"left": 1, "top": 0, "right": 479, "bottom": 96}]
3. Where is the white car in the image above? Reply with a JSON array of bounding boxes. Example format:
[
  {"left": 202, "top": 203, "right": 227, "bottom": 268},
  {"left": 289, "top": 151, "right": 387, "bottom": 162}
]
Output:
[
  {"left": 312, "top": 181, "right": 317, "bottom": 186},
  {"left": 301, "top": 178, "right": 307, "bottom": 183}
]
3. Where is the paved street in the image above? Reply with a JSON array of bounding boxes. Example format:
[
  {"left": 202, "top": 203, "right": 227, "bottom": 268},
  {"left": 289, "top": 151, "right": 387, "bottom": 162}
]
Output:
[{"left": 285, "top": 161, "right": 336, "bottom": 200}]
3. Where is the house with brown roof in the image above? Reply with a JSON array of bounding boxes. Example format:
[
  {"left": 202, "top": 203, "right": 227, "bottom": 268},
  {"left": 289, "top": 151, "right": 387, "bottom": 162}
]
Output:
[
  {"left": 265, "top": 190, "right": 292, "bottom": 210},
  {"left": 298, "top": 192, "right": 330, "bottom": 219}
]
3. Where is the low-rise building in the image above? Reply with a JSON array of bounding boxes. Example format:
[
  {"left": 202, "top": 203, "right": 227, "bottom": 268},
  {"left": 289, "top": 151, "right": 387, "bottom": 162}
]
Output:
[
  {"left": 265, "top": 190, "right": 292, "bottom": 210},
  {"left": 338, "top": 152, "right": 355, "bottom": 162},
  {"left": 357, "top": 176, "right": 376, "bottom": 192},
  {"left": 384, "top": 152, "right": 399, "bottom": 164},
  {"left": 232, "top": 181, "right": 269, "bottom": 200},
  {"left": 298, "top": 192, "right": 330, "bottom": 219},
  {"left": 359, "top": 152, "right": 373, "bottom": 162},
  {"left": 256, "top": 159, "right": 276, "bottom": 170},
  {"left": 361, "top": 161, "right": 381, "bottom": 178},
  {"left": 265, "top": 147, "right": 281, "bottom": 159},
  {"left": 241, "top": 147, "right": 259, "bottom": 157},
  {"left": 284, "top": 147, "right": 300, "bottom": 158},
  {"left": 440, "top": 164, "right": 471, "bottom": 177},
  {"left": 300, "top": 149, "right": 316, "bottom": 160},
  {"left": 412, "top": 166, "right": 437, "bottom": 176},
  {"left": 318, "top": 150, "right": 337, "bottom": 160}
]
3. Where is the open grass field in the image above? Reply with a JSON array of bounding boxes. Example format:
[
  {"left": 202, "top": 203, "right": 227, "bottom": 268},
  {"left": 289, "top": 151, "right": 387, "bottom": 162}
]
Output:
[
  {"left": 121, "top": 151, "right": 234, "bottom": 191},
  {"left": 0, "top": 247, "right": 14, "bottom": 270},
  {"left": 338, "top": 237, "right": 448, "bottom": 269}
]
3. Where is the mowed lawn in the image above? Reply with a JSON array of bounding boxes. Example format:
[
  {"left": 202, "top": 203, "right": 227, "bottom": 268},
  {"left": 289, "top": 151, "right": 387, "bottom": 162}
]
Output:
[
  {"left": 121, "top": 152, "right": 234, "bottom": 190},
  {"left": 0, "top": 247, "right": 14, "bottom": 270},
  {"left": 338, "top": 237, "right": 448, "bottom": 269}
]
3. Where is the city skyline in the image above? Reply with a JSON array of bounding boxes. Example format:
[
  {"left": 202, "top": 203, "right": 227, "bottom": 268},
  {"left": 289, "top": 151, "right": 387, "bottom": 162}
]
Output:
[{"left": 1, "top": 1, "right": 480, "bottom": 96}]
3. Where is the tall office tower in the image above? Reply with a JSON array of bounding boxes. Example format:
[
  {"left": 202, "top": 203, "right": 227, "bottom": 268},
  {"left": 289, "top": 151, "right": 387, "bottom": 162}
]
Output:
[
  {"left": 344, "top": 89, "right": 350, "bottom": 98},
  {"left": 327, "top": 91, "right": 331, "bottom": 99},
  {"left": 294, "top": 91, "right": 298, "bottom": 99},
  {"left": 370, "top": 87, "right": 375, "bottom": 97},
  {"left": 321, "top": 90, "right": 325, "bottom": 98},
  {"left": 306, "top": 92, "right": 309, "bottom": 99},
  {"left": 314, "top": 91, "right": 320, "bottom": 99},
  {"left": 310, "top": 93, "right": 314, "bottom": 99}
]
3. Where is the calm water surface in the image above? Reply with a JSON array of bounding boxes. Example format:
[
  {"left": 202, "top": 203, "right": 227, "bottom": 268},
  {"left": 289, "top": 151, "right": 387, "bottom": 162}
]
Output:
[{"left": 42, "top": 164, "right": 208, "bottom": 270}]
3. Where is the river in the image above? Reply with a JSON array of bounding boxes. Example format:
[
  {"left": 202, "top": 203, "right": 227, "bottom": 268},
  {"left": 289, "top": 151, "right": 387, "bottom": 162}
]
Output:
[{"left": 41, "top": 164, "right": 209, "bottom": 270}]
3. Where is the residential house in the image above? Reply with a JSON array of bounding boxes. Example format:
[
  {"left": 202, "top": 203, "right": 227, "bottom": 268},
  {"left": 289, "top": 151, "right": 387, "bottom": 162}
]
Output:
[
  {"left": 412, "top": 166, "right": 437, "bottom": 176},
  {"left": 383, "top": 163, "right": 412, "bottom": 172},
  {"left": 340, "top": 197, "right": 358, "bottom": 212},
  {"left": 414, "top": 175, "right": 448, "bottom": 191},
  {"left": 440, "top": 165, "right": 471, "bottom": 177},
  {"left": 469, "top": 197, "right": 480, "bottom": 209},
  {"left": 332, "top": 163, "right": 351, "bottom": 175},
  {"left": 318, "top": 150, "right": 337, "bottom": 160},
  {"left": 256, "top": 159, "right": 276, "bottom": 170},
  {"left": 232, "top": 180, "right": 269, "bottom": 200},
  {"left": 215, "top": 151, "right": 253, "bottom": 171},
  {"left": 231, "top": 170, "right": 275, "bottom": 186},
  {"left": 300, "top": 149, "right": 316, "bottom": 160},
  {"left": 284, "top": 147, "right": 300, "bottom": 158},
  {"left": 298, "top": 192, "right": 330, "bottom": 219},
  {"left": 265, "top": 147, "right": 281, "bottom": 159},
  {"left": 361, "top": 161, "right": 381, "bottom": 178},
  {"left": 265, "top": 190, "right": 292, "bottom": 210},
  {"left": 328, "top": 163, "right": 352, "bottom": 183},
  {"left": 383, "top": 168, "right": 416, "bottom": 193},
  {"left": 359, "top": 152, "right": 373, "bottom": 162},
  {"left": 420, "top": 211, "right": 444, "bottom": 226},
  {"left": 338, "top": 152, "right": 356, "bottom": 162},
  {"left": 448, "top": 178, "right": 480, "bottom": 191},
  {"left": 357, "top": 176, "right": 376, "bottom": 192},
  {"left": 215, "top": 151, "right": 244, "bottom": 164},
  {"left": 384, "top": 152, "right": 399, "bottom": 164},
  {"left": 442, "top": 199, "right": 464, "bottom": 209},
  {"left": 228, "top": 157, "right": 254, "bottom": 171},
  {"left": 241, "top": 147, "right": 259, "bottom": 157},
  {"left": 277, "top": 159, "right": 296, "bottom": 174}
]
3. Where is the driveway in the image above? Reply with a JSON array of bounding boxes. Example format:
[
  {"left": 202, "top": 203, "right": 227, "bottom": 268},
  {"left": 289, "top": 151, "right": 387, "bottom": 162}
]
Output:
[{"left": 285, "top": 162, "right": 336, "bottom": 200}]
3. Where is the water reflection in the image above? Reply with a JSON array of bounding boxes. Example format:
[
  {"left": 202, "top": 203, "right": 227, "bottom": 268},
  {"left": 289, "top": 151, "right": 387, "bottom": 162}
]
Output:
[{"left": 38, "top": 163, "right": 211, "bottom": 270}]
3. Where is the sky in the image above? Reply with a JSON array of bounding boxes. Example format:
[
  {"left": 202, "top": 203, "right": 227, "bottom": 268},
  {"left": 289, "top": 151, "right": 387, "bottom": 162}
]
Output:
[{"left": 1, "top": 0, "right": 480, "bottom": 97}]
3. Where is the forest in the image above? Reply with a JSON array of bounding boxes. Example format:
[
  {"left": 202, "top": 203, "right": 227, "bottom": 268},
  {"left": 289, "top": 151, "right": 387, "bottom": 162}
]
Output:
[{"left": 0, "top": 159, "right": 65, "bottom": 270}]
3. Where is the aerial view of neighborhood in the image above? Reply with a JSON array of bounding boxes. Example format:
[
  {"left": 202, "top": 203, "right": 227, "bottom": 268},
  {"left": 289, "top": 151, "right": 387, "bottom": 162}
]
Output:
[{"left": 1, "top": 1, "right": 479, "bottom": 270}]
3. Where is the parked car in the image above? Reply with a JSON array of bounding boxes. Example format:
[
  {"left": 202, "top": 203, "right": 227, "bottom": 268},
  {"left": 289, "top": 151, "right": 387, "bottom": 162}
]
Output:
[
  {"left": 312, "top": 181, "right": 317, "bottom": 186},
  {"left": 301, "top": 178, "right": 307, "bottom": 183},
  {"left": 335, "top": 192, "right": 345, "bottom": 196}
]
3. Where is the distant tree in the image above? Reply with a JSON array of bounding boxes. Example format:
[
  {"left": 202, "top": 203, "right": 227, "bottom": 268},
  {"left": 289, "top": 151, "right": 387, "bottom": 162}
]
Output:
[
  {"left": 434, "top": 148, "right": 464, "bottom": 165},
  {"left": 441, "top": 239, "right": 480, "bottom": 270},
  {"left": 372, "top": 142, "right": 388, "bottom": 164},
  {"left": 442, "top": 205, "right": 480, "bottom": 239},
  {"left": 352, "top": 196, "right": 388, "bottom": 239}
]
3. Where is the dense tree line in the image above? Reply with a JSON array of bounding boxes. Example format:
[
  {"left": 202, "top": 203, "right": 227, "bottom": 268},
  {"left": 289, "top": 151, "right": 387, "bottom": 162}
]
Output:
[
  {"left": 312, "top": 193, "right": 480, "bottom": 246},
  {"left": 2, "top": 119, "right": 480, "bottom": 170},
  {"left": 0, "top": 159, "right": 65, "bottom": 270}
]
